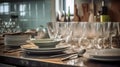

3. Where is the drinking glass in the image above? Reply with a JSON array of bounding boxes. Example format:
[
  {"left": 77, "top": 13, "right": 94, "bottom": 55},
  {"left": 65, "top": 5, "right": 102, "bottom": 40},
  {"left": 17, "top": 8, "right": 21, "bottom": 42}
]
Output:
[
  {"left": 70, "top": 22, "right": 85, "bottom": 52},
  {"left": 47, "top": 22, "right": 58, "bottom": 40},
  {"left": 109, "top": 22, "right": 118, "bottom": 48},
  {"left": 77, "top": 22, "right": 89, "bottom": 50},
  {"left": 97, "top": 22, "right": 111, "bottom": 49},
  {"left": 117, "top": 22, "right": 120, "bottom": 35},
  {"left": 56, "top": 22, "right": 72, "bottom": 41},
  {"left": 116, "top": 22, "right": 120, "bottom": 48},
  {"left": 83, "top": 22, "right": 100, "bottom": 49}
]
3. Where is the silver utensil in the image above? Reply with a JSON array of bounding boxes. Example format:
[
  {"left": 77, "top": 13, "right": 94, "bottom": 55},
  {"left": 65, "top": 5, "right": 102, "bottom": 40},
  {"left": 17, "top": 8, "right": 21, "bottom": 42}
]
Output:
[{"left": 61, "top": 49, "right": 86, "bottom": 61}]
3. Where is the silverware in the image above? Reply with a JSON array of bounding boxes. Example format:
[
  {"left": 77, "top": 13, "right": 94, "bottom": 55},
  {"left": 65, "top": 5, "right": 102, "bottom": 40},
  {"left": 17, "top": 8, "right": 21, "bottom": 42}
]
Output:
[
  {"left": 35, "top": 49, "right": 86, "bottom": 58},
  {"left": 61, "top": 49, "right": 86, "bottom": 61},
  {"left": 48, "top": 52, "right": 77, "bottom": 58}
]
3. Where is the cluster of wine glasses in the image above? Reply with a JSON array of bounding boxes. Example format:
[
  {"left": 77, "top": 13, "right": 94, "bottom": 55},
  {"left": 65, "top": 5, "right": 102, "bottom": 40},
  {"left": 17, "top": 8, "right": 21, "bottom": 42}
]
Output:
[
  {"left": 47, "top": 22, "right": 120, "bottom": 52},
  {"left": 0, "top": 20, "right": 21, "bottom": 34}
]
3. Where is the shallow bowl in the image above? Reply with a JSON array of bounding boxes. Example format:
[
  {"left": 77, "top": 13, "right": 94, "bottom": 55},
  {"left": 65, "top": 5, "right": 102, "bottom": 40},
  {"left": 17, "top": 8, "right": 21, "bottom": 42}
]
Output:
[{"left": 31, "top": 39, "right": 60, "bottom": 48}]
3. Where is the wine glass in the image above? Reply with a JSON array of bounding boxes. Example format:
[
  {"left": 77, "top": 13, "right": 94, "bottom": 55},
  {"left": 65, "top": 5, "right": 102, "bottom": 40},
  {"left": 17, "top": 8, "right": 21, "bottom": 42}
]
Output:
[
  {"left": 47, "top": 22, "right": 59, "bottom": 40},
  {"left": 109, "top": 22, "right": 118, "bottom": 48},
  {"left": 56, "top": 22, "right": 71, "bottom": 40},
  {"left": 97, "top": 22, "right": 111, "bottom": 49},
  {"left": 77, "top": 22, "right": 89, "bottom": 50},
  {"left": 70, "top": 22, "right": 85, "bottom": 52},
  {"left": 117, "top": 22, "right": 120, "bottom": 35},
  {"left": 83, "top": 22, "right": 100, "bottom": 49}
]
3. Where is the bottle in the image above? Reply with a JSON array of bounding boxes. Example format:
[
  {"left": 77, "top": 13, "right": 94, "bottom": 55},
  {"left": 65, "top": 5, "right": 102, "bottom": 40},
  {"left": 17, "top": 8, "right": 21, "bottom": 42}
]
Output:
[
  {"left": 64, "top": 11, "right": 67, "bottom": 22},
  {"left": 61, "top": 11, "right": 67, "bottom": 22},
  {"left": 56, "top": 12, "right": 60, "bottom": 21},
  {"left": 88, "top": 10, "right": 94, "bottom": 22},
  {"left": 67, "top": 7, "right": 71, "bottom": 22},
  {"left": 60, "top": 11, "right": 65, "bottom": 22},
  {"left": 72, "top": 4, "right": 81, "bottom": 22},
  {"left": 96, "top": 11, "right": 101, "bottom": 22},
  {"left": 100, "top": 0, "right": 110, "bottom": 22}
]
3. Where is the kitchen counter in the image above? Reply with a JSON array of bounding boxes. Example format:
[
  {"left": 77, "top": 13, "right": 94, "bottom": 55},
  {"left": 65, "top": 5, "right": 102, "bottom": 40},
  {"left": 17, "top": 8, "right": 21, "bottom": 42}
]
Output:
[{"left": 0, "top": 45, "right": 120, "bottom": 67}]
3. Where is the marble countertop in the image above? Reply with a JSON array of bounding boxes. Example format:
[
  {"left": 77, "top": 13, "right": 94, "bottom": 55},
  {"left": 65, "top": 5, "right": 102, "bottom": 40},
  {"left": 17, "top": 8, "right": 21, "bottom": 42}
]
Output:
[{"left": 0, "top": 45, "right": 120, "bottom": 67}]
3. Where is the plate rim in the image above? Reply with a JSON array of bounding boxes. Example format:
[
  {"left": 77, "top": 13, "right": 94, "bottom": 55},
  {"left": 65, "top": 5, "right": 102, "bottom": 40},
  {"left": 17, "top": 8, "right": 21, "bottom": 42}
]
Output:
[
  {"left": 88, "top": 56, "right": 120, "bottom": 61},
  {"left": 86, "top": 49, "right": 120, "bottom": 61},
  {"left": 24, "top": 48, "right": 67, "bottom": 53},
  {"left": 22, "top": 46, "right": 69, "bottom": 51},
  {"left": 22, "top": 46, "right": 69, "bottom": 54},
  {"left": 87, "top": 49, "right": 120, "bottom": 57}
]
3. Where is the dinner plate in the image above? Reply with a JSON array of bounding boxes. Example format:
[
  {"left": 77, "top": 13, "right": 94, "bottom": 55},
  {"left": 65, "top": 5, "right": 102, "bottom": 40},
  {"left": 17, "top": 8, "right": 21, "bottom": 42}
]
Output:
[
  {"left": 86, "top": 49, "right": 120, "bottom": 61},
  {"left": 88, "top": 56, "right": 120, "bottom": 61},
  {"left": 23, "top": 46, "right": 68, "bottom": 51},
  {"left": 22, "top": 46, "right": 69, "bottom": 55}
]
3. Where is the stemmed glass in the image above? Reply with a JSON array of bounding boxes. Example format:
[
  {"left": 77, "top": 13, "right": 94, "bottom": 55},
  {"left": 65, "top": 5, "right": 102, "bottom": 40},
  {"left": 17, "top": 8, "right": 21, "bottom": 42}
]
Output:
[
  {"left": 109, "top": 22, "right": 118, "bottom": 48},
  {"left": 47, "top": 22, "right": 72, "bottom": 42},
  {"left": 56, "top": 22, "right": 72, "bottom": 41},
  {"left": 83, "top": 22, "right": 100, "bottom": 49},
  {"left": 117, "top": 22, "right": 120, "bottom": 35},
  {"left": 77, "top": 22, "right": 92, "bottom": 50},
  {"left": 69, "top": 22, "right": 85, "bottom": 52},
  {"left": 97, "top": 22, "right": 111, "bottom": 49},
  {"left": 47, "top": 22, "right": 59, "bottom": 40},
  {"left": 0, "top": 20, "right": 19, "bottom": 33}
]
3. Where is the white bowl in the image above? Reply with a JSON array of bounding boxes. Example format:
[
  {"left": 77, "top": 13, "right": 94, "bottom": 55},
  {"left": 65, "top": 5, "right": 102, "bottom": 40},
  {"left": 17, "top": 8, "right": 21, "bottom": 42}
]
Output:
[{"left": 31, "top": 39, "right": 60, "bottom": 48}]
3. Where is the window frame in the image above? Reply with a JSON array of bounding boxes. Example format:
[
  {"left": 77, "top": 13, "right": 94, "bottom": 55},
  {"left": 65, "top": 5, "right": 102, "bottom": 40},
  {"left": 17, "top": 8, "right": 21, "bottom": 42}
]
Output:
[
  {"left": 56, "top": 0, "right": 74, "bottom": 15},
  {"left": 63, "top": 0, "right": 74, "bottom": 15},
  {"left": 0, "top": 3, "right": 9, "bottom": 14}
]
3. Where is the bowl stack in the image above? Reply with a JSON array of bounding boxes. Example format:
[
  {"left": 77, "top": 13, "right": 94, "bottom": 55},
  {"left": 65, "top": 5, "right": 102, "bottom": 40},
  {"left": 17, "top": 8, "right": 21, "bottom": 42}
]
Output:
[{"left": 4, "top": 33, "right": 31, "bottom": 47}]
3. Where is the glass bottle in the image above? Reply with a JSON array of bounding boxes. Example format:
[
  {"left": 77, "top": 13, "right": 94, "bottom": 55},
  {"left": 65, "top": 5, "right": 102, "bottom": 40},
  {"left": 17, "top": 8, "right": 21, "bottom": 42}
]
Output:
[
  {"left": 68, "top": 7, "right": 71, "bottom": 22},
  {"left": 64, "top": 12, "right": 67, "bottom": 22},
  {"left": 100, "top": 0, "right": 110, "bottom": 22},
  {"left": 72, "top": 4, "right": 81, "bottom": 22}
]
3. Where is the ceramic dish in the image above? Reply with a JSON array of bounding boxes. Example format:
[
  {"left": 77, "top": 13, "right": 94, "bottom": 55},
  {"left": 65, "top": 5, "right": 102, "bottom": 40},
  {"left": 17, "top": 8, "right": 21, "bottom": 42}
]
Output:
[
  {"left": 31, "top": 39, "right": 61, "bottom": 48},
  {"left": 88, "top": 56, "right": 120, "bottom": 61},
  {"left": 23, "top": 46, "right": 69, "bottom": 51},
  {"left": 86, "top": 49, "right": 120, "bottom": 61},
  {"left": 88, "top": 49, "right": 120, "bottom": 57},
  {"left": 22, "top": 46, "right": 69, "bottom": 55}
]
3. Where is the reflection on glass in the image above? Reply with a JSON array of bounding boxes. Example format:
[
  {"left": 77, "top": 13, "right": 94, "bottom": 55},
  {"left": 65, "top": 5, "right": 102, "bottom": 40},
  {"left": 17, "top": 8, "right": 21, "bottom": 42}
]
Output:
[
  {"left": 19, "top": 4, "right": 26, "bottom": 16},
  {"left": 43, "top": 0, "right": 45, "bottom": 18},
  {"left": 0, "top": 3, "right": 9, "bottom": 14}
]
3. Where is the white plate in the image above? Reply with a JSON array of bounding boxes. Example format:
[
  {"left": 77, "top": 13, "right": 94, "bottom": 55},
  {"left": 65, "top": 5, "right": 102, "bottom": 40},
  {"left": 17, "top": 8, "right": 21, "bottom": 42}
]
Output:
[
  {"left": 88, "top": 56, "right": 120, "bottom": 61},
  {"left": 23, "top": 46, "right": 69, "bottom": 51},
  {"left": 86, "top": 49, "right": 120, "bottom": 61},
  {"left": 22, "top": 46, "right": 69, "bottom": 54}
]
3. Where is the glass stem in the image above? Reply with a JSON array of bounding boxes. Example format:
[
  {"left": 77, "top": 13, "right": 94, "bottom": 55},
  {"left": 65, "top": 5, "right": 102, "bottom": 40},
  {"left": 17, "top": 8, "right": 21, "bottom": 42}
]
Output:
[
  {"left": 110, "top": 36, "right": 113, "bottom": 49},
  {"left": 102, "top": 38, "right": 105, "bottom": 49}
]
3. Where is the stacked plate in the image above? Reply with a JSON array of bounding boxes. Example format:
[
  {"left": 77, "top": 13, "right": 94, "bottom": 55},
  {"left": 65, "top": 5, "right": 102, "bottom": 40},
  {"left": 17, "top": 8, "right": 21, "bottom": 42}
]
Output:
[
  {"left": 22, "top": 46, "right": 69, "bottom": 55},
  {"left": 86, "top": 49, "right": 120, "bottom": 61},
  {"left": 20, "top": 38, "right": 69, "bottom": 57}
]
